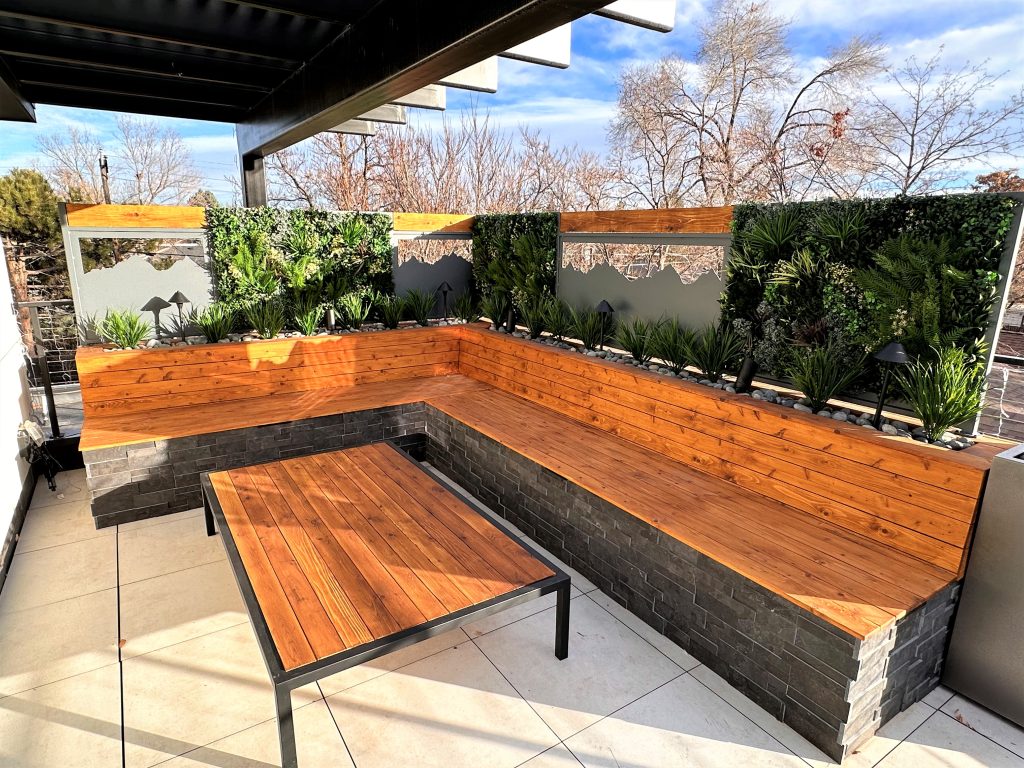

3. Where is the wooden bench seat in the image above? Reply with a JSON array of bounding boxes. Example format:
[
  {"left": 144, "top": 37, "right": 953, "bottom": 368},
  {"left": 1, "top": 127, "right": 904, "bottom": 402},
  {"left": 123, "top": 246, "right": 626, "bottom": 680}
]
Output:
[
  {"left": 78, "top": 374, "right": 489, "bottom": 452},
  {"left": 430, "top": 387, "right": 951, "bottom": 640}
]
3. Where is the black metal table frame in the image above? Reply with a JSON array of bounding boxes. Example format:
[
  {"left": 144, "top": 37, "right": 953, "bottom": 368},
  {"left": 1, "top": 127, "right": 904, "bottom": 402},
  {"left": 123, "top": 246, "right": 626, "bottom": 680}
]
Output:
[{"left": 201, "top": 442, "right": 571, "bottom": 768}]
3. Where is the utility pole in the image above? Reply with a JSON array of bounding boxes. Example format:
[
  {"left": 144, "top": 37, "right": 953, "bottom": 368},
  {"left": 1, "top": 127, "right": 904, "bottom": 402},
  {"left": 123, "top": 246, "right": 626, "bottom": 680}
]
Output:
[{"left": 99, "top": 154, "right": 111, "bottom": 204}]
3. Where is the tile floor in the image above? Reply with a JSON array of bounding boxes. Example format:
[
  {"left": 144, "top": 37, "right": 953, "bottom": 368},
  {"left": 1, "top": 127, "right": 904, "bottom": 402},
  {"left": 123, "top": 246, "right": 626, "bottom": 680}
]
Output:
[{"left": 1, "top": 467, "right": 1022, "bottom": 768}]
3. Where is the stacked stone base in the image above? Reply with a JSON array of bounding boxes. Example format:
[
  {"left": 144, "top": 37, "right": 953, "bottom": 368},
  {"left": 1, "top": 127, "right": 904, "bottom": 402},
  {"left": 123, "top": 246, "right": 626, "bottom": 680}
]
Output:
[
  {"left": 83, "top": 404, "right": 426, "bottom": 527},
  {"left": 423, "top": 405, "right": 960, "bottom": 762},
  {"left": 82, "top": 400, "right": 962, "bottom": 760}
]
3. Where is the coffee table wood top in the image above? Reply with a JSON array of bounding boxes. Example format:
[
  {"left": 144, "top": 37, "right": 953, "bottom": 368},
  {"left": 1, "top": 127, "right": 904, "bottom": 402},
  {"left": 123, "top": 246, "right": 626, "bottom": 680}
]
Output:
[{"left": 206, "top": 442, "right": 555, "bottom": 671}]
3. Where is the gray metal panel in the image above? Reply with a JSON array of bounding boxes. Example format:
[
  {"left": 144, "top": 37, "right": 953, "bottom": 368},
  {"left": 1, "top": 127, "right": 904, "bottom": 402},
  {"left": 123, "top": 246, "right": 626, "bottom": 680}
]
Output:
[
  {"left": 943, "top": 443, "right": 1024, "bottom": 726},
  {"left": 392, "top": 247, "right": 473, "bottom": 316}
]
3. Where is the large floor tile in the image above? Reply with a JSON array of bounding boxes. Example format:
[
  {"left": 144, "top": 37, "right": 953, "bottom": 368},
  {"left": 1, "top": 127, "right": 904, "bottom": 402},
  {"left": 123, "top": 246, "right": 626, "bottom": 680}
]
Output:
[
  {"left": 122, "top": 622, "right": 320, "bottom": 767},
  {"left": 160, "top": 699, "right": 352, "bottom": 768},
  {"left": 326, "top": 640, "right": 558, "bottom": 768},
  {"left": 317, "top": 627, "right": 470, "bottom": 698},
  {"left": 586, "top": 591, "right": 699, "bottom": 672},
  {"left": 0, "top": 662, "right": 122, "bottom": 768},
  {"left": 16, "top": 498, "right": 111, "bottom": 554},
  {"left": 877, "top": 711, "right": 1024, "bottom": 767},
  {"left": 473, "top": 594, "right": 682, "bottom": 740},
  {"left": 119, "top": 559, "right": 247, "bottom": 660},
  {"left": 690, "top": 664, "right": 834, "bottom": 766},
  {"left": 921, "top": 685, "right": 955, "bottom": 710},
  {"left": 940, "top": 695, "right": 1024, "bottom": 759},
  {"left": 564, "top": 673, "right": 806, "bottom": 767},
  {"left": 0, "top": 536, "right": 116, "bottom": 613},
  {"left": 31, "top": 469, "right": 88, "bottom": 509},
  {"left": 463, "top": 587, "right": 583, "bottom": 639},
  {"left": 0, "top": 588, "right": 118, "bottom": 697},
  {"left": 118, "top": 512, "right": 225, "bottom": 585}
]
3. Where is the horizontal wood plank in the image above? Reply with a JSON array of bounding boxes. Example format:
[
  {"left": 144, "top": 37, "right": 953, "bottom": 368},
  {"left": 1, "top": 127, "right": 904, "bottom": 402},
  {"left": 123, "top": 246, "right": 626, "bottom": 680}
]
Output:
[
  {"left": 64, "top": 202, "right": 205, "bottom": 229},
  {"left": 391, "top": 212, "right": 474, "bottom": 233},
  {"left": 559, "top": 206, "right": 733, "bottom": 234}
]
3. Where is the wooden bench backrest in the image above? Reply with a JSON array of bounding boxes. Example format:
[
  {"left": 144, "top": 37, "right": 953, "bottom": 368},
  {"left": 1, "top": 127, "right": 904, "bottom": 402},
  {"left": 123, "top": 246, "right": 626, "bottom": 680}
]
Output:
[
  {"left": 458, "top": 325, "right": 989, "bottom": 576},
  {"left": 77, "top": 326, "right": 459, "bottom": 418}
]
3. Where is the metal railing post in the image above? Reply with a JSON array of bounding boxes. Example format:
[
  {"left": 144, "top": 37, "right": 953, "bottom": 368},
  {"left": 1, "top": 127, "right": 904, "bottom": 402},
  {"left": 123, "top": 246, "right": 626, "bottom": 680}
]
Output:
[{"left": 33, "top": 346, "right": 61, "bottom": 439}]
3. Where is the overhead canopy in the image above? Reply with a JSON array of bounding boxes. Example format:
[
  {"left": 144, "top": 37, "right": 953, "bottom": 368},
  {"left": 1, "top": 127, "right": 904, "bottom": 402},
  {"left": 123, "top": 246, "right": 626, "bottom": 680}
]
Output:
[{"left": 0, "top": 0, "right": 676, "bottom": 203}]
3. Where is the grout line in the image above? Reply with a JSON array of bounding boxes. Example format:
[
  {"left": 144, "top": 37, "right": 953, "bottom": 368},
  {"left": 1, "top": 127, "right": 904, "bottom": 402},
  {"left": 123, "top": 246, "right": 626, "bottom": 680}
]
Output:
[
  {"left": 0, "top": 583, "right": 118, "bottom": 618},
  {"left": 580, "top": 591, "right": 696, "bottom": 674},
  {"left": 934, "top": 708, "right": 1024, "bottom": 760},
  {"left": 116, "top": 526, "right": 127, "bottom": 768},
  {"left": 687, "top": 670, "right": 815, "bottom": 766},
  {"left": 13, "top": 530, "right": 115, "bottom": 557},
  {"left": 117, "top": 556, "right": 227, "bottom": 589},
  {"left": 119, "top": 619, "right": 251, "bottom": 664},
  {"left": 462, "top": 591, "right": 586, "bottom": 641},
  {"left": 318, "top": 680, "right": 359, "bottom": 768}
]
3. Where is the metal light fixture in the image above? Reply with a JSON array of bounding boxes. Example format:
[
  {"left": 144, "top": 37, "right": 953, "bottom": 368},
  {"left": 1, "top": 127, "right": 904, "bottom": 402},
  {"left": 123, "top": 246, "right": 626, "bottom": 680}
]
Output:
[
  {"left": 141, "top": 296, "right": 171, "bottom": 340},
  {"left": 437, "top": 280, "right": 453, "bottom": 321},
  {"left": 872, "top": 341, "right": 909, "bottom": 429},
  {"left": 167, "top": 291, "right": 191, "bottom": 342},
  {"left": 596, "top": 299, "right": 614, "bottom": 351}
]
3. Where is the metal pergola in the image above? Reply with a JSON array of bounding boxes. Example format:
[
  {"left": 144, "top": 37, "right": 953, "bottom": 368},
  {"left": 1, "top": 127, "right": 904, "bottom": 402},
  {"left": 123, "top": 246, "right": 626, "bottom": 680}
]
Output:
[{"left": 0, "top": 0, "right": 676, "bottom": 205}]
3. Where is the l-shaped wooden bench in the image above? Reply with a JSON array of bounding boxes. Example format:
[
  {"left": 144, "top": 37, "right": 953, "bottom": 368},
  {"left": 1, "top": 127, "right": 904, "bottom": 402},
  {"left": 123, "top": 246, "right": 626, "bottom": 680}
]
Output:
[{"left": 77, "top": 323, "right": 1004, "bottom": 761}]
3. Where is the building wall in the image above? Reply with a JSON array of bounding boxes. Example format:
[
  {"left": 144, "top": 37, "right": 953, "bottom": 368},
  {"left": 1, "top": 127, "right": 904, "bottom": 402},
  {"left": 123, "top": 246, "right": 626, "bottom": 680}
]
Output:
[{"left": 0, "top": 241, "right": 36, "bottom": 591}]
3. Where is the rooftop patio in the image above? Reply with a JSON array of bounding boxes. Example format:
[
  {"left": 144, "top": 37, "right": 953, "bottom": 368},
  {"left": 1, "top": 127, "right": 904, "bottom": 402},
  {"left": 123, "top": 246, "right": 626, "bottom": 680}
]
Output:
[{"left": 4, "top": 468, "right": 1023, "bottom": 768}]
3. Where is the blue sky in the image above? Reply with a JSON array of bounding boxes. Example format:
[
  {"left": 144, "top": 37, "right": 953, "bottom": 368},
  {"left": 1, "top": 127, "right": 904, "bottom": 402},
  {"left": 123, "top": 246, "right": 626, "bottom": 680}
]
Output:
[{"left": 2, "top": 0, "right": 1022, "bottom": 203}]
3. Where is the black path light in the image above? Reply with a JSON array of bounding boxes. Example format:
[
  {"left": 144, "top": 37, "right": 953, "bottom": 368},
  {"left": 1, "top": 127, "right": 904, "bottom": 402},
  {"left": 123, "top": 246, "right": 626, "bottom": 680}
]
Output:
[
  {"left": 872, "top": 341, "right": 909, "bottom": 429},
  {"left": 141, "top": 296, "right": 171, "bottom": 340},
  {"left": 596, "top": 299, "right": 614, "bottom": 351},
  {"left": 167, "top": 291, "right": 191, "bottom": 342},
  {"left": 437, "top": 280, "right": 453, "bottom": 321}
]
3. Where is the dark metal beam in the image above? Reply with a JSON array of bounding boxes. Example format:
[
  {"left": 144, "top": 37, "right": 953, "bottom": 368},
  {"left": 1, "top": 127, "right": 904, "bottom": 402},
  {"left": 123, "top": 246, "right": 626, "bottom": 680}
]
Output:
[
  {"left": 25, "top": 84, "right": 247, "bottom": 123},
  {"left": 0, "top": 0, "right": 333, "bottom": 62},
  {"left": 0, "top": 24, "right": 291, "bottom": 88},
  {"left": 241, "top": 155, "right": 267, "bottom": 207},
  {"left": 0, "top": 55, "right": 33, "bottom": 121},
  {"left": 217, "top": 0, "right": 365, "bottom": 24},
  {"left": 235, "top": 0, "right": 608, "bottom": 158}
]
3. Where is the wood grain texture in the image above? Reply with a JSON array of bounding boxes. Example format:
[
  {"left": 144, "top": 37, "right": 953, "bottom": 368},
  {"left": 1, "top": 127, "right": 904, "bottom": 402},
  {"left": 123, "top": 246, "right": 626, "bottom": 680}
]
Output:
[
  {"left": 208, "top": 443, "right": 555, "bottom": 669},
  {"left": 430, "top": 387, "right": 955, "bottom": 639},
  {"left": 457, "top": 325, "right": 987, "bottom": 576},
  {"left": 391, "top": 212, "right": 474, "bottom": 233},
  {"left": 559, "top": 206, "right": 733, "bottom": 234},
  {"left": 64, "top": 203, "right": 206, "bottom": 229}
]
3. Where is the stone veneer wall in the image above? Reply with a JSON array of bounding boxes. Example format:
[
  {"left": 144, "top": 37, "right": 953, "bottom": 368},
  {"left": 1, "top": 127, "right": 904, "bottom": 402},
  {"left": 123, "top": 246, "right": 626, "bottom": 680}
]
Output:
[
  {"left": 82, "top": 404, "right": 427, "bottom": 528},
  {"left": 422, "top": 405, "right": 960, "bottom": 762}
]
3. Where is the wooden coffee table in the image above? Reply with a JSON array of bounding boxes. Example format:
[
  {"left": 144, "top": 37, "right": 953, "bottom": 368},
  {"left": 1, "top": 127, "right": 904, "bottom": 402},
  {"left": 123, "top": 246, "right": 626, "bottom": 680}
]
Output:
[{"left": 201, "top": 441, "right": 570, "bottom": 768}]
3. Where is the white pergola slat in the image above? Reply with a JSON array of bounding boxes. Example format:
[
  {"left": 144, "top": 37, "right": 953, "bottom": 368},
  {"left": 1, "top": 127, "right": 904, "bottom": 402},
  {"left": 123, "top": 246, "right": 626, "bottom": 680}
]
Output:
[
  {"left": 500, "top": 23, "right": 571, "bottom": 68},
  {"left": 392, "top": 84, "right": 447, "bottom": 110},
  {"left": 327, "top": 119, "right": 378, "bottom": 136},
  {"left": 438, "top": 57, "right": 499, "bottom": 93},
  {"left": 355, "top": 104, "right": 407, "bottom": 124}
]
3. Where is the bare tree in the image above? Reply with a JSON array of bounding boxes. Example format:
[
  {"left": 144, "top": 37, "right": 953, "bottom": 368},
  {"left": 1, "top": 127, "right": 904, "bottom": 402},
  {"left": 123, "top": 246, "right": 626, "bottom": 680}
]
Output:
[
  {"left": 38, "top": 115, "right": 202, "bottom": 204},
  {"left": 609, "top": 0, "right": 884, "bottom": 207},
  {"left": 866, "top": 55, "right": 1024, "bottom": 194}
]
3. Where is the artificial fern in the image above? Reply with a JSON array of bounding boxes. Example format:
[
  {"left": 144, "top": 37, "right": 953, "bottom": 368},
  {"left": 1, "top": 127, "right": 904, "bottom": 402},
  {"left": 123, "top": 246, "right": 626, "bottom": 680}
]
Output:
[{"left": 855, "top": 235, "right": 989, "bottom": 357}]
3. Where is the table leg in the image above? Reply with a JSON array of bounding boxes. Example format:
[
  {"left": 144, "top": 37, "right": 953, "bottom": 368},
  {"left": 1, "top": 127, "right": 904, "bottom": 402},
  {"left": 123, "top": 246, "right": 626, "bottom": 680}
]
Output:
[
  {"left": 555, "top": 580, "right": 570, "bottom": 660},
  {"left": 276, "top": 684, "right": 298, "bottom": 768},
  {"left": 204, "top": 495, "right": 216, "bottom": 537}
]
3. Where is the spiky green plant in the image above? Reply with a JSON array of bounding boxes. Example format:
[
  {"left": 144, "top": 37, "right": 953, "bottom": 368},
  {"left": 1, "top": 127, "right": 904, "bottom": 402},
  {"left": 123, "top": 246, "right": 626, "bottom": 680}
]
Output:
[
  {"left": 786, "top": 343, "right": 865, "bottom": 411},
  {"left": 377, "top": 295, "right": 405, "bottom": 329},
  {"left": 543, "top": 298, "right": 573, "bottom": 342},
  {"left": 403, "top": 289, "right": 435, "bottom": 326},
  {"left": 651, "top": 319, "right": 696, "bottom": 374},
  {"left": 894, "top": 346, "right": 986, "bottom": 441},
  {"left": 855, "top": 236, "right": 990, "bottom": 357},
  {"left": 453, "top": 292, "right": 480, "bottom": 323},
  {"left": 518, "top": 295, "right": 548, "bottom": 339},
  {"left": 292, "top": 294, "right": 324, "bottom": 336},
  {"left": 337, "top": 292, "right": 371, "bottom": 329},
  {"left": 194, "top": 303, "right": 235, "bottom": 343},
  {"left": 97, "top": 309, "right": 149, "bottom": 349},
  {"left": 229, "top": 229, "right": 280, "bottom": 296},
  {"left": 615, "top": 317, "right": 660, "bottom": 365},
  {"left": 480, "top": 293, "right": 510, "bottom": 330},
  {"left": 571, "top": 306, "right": 614, "bottom": 351},
  {"left": 246, "top": 300, "right": 287, "bottom": 339},
  {"left": 687, "top": 324, "right": 744, "bottom": 380}
]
